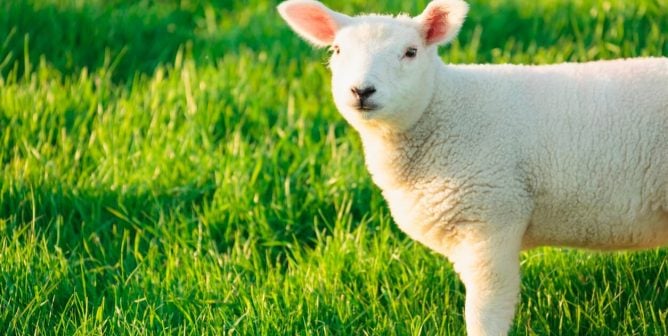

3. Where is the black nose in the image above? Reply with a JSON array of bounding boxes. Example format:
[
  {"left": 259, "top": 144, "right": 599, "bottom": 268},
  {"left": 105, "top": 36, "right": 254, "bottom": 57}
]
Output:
[{"left": 351, "top": 86, "right": 376, "bottom": 101}]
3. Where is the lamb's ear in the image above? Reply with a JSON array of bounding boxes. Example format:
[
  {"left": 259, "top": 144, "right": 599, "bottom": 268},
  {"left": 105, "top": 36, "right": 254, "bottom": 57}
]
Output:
[
  {"left": 277, "top": 0, "right": 352, "bottom": 47},
  {"left": 416, "top": 0, "right": 469, "bottom": 46}
]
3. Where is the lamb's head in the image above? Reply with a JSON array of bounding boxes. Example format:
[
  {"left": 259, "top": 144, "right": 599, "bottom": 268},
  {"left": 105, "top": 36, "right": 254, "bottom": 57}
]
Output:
[{"left": 278, "top": 0, "right": 468, "bottom": 132}]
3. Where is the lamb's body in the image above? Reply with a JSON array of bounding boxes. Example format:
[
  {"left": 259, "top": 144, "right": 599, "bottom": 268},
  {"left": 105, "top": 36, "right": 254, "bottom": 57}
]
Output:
[
  {"left": 520, "top": 59, "right": 668, "bottom": 249},
  {"left": 367, "top": 58, "right": 668, "bottom": 257},
  {"left": 278, "top": 1, "right": 668, "bottom": 334}
]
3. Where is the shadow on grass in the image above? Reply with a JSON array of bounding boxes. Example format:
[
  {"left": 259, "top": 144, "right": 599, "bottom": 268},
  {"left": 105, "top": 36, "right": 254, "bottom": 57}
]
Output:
[
  {"left": 0, "top": 182, "right": 210, "bottom": 264},
  {"left": 0, "top": 0, "right": 298, "bottom": 82},
  {"left": 0, "top": 177, "right": 383, "bottom": 332},
  {"left": 0, "top": 181, "right": 226, "bottom": 332},
  {"left": 0, "top": 174, "right": 376, "bottom": 269}
]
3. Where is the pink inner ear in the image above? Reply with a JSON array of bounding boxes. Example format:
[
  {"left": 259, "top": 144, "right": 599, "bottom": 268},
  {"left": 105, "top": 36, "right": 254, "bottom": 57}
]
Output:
[
  {"left": 424, "top": 7, "right": 449, "bottom": 45},
  {"left": 285, "top": 5, "right": 337, "bottom": 44}
]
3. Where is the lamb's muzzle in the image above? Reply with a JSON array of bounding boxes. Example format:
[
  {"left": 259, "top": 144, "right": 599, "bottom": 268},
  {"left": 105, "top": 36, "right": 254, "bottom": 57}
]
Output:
[{"left": 350, "top": 85, "right": 377, "bottom": 110}]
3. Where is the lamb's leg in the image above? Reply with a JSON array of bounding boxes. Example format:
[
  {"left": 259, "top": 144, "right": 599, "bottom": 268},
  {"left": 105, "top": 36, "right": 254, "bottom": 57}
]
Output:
[{"left": 449, "top": 234, "right": 522, "bottom": 336}]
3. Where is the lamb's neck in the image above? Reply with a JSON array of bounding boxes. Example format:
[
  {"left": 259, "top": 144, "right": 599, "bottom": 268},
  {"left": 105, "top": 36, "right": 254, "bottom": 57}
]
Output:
[{"left": 359, "top": 106, "right": 442, "bottom": 191}]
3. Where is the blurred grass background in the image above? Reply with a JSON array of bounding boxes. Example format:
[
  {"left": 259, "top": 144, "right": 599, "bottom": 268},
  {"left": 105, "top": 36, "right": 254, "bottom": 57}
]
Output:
[{"left": 0, "top": 0, "right": 667, "bottom": 334}]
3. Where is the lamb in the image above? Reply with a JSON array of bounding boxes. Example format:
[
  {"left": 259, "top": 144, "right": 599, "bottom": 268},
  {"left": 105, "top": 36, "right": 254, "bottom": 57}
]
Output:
[{"left": 277, "top": 0, "right": 668, "bottom": 334}]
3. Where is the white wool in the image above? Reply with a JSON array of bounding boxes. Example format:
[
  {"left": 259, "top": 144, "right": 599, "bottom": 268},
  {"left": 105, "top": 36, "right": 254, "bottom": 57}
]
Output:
[{"left": 278, "top": 0, "right": 668, "bottom": 335}]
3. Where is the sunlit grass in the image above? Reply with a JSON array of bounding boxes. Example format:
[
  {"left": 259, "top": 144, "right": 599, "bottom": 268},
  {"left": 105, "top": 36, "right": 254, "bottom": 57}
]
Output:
[{"left": 0, "top": 0, "right": 667, "bottom": 334}]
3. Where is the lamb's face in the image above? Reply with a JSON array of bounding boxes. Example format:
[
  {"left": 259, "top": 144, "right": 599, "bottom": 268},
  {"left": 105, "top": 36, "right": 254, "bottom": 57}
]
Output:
[
  {"left": 328, "top": 18, "right": 436, "bottom": 129},
  {"left": 278, "top": 0, "right": 469, "bottom": 131}
]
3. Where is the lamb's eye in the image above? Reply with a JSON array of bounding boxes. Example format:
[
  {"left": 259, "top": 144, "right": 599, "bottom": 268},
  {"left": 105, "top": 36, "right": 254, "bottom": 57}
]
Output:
[
  {"left": 404, "top": 47, "right": 417, "bottom": 58},
  {"left": 330, "top": 45, "right": 340, "bottom": 55}
]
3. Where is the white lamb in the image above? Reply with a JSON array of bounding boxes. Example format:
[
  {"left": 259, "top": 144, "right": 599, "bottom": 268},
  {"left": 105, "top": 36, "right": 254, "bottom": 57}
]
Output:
[{"left": 277, "top": 0, "right": 668, "bottom": 334}]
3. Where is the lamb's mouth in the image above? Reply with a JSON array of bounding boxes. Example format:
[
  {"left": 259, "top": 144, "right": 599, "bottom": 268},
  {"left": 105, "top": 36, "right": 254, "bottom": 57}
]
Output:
[{"left": 353, "top": 102, "right": 380, "bottom": 112}]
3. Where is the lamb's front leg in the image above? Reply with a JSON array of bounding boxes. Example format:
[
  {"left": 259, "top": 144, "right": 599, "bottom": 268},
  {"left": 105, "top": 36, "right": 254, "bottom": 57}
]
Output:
[{"left": 449, "top": 233, "right": 522, "bottom": 336}]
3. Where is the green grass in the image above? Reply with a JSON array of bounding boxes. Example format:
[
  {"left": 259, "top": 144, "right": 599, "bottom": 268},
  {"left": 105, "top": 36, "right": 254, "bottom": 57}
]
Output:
[{"left": 0, "top": 0, "right": 667, "bottom": 334}]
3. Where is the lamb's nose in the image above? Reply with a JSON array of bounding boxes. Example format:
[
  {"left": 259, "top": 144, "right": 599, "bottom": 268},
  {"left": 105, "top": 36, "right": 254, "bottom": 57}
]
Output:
[{"left": 351, "top": 86, "right": 376, "bottom": 100}]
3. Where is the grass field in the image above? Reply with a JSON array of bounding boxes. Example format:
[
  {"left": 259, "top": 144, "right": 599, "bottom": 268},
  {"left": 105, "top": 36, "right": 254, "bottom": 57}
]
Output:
[{"left": 1, "top": 0, "right": 667, "bottom": 334}]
